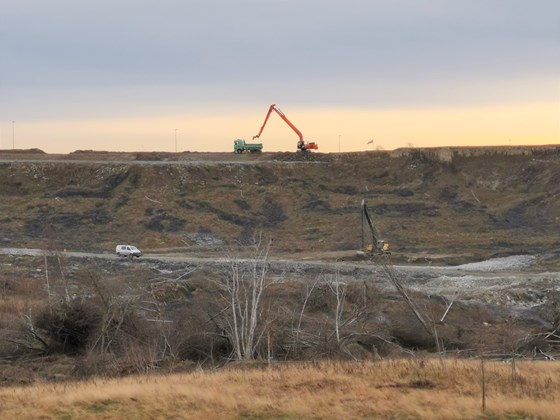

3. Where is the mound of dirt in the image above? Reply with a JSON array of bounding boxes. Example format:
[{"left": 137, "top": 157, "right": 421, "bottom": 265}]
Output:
[{"left": 456, "top": 255, "right": 537, "bottom": 272}]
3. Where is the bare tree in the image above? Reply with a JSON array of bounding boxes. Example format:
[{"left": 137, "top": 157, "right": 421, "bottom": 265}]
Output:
[
  {"left": 328, "top": 269, "right": 347, "bottom": 343},
  {"left": 215, "top": 233, "right": 275, "bottom": 360},
  {"left": 286, "top": 278, "right": 319, "bottom": 357},
  {"left": 326, "top": 268, "right": 378, "bottom": 360}
]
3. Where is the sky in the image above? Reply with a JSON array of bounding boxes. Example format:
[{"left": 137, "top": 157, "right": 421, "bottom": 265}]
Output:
[{"left": 1, "top": 0, "right": 559, "bottom": 153}]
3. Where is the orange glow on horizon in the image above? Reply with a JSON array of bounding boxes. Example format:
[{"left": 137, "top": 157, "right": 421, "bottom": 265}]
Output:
[{"left": 2, "top": 102, "right": 558, "bottom": 153}]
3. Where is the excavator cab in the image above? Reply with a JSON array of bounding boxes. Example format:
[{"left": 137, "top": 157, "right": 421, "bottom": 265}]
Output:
[
  {"left": 297, "top": 140, "right": 318, "bottom": 151},
  {"left": 361, "top": 200, "right": 390, "bottom": 256},
  {"left": 366, "top": 240, "right": 389, "bottom": 254}
]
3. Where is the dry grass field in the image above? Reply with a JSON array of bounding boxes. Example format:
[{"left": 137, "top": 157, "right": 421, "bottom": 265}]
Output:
[{"left": 0, "top": 359, "right": 559, "bottom": 419}]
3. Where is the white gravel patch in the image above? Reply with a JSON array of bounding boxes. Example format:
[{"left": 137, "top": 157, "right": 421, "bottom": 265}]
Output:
[
  {"left": 419, "top": 274, "right": 517, "bottom": 291},
  {"left": 455, "top": 255, "right": 536, "bottom": 272}
]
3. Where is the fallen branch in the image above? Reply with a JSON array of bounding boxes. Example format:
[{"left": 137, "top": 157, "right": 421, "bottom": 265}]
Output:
[
  {"left": 145, "top": 195, "right": 162, "bottom": 203},
  {"left": 470, "top": 189, "right": 481, "bottom": 204}
]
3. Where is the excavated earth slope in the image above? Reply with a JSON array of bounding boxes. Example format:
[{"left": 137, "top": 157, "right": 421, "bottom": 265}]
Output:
[{"left": 1, "top": 146, "right": 559, "bottom": 267}]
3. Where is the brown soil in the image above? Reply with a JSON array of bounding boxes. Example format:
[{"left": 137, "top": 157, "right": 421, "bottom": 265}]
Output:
[{"left": 1, "top": 146, "right": 558, "bottom": 267}]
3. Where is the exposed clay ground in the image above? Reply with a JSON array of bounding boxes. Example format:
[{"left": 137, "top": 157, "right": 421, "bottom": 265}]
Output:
[{"left": 1, "top": 146, "right": 559, "bottom": 266}]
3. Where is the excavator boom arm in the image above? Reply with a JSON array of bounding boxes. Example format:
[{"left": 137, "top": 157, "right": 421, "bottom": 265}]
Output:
[
  {"left": 361, "top": 200, "right": 378, "bottom": 245},
  {"left": 253, "top": 104, "right": 303, "bottom": 142},
  {"left": 361, "top": 199, "right": 390, "bottom": 254},
  {"left": 252, "top": 105, "right": 275, "bottom": 140}
]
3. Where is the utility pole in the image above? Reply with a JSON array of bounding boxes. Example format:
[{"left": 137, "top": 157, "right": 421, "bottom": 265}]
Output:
[
  {"left": 12, "top": 121, "right": 15, "bottom": 150},
  {"left": 338, "top": 134, "right": 341, "bottom": 153},
  {"left": 174, "top": 128, "right": 177, "bottom": 152}
]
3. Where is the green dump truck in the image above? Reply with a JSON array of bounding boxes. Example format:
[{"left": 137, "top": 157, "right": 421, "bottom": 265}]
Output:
[{"left": 234, "top": 139, "right": 263, "bottom": 154}]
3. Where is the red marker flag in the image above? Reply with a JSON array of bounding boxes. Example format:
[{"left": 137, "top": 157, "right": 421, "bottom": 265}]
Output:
[{"left": 367, "top": 139, "right": 374, "bottom": 144}]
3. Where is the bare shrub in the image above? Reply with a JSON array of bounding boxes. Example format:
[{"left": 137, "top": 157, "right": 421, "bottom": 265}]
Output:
[
  {"left": 279, "top": 271, "right": 384, "bottom": 361},
  {"left": 260, "top": 200, "right": 287, "bottom": 227},
  {"left": 389, "top": 312, "right": 436, "bottom": 350},
  {"left": 74, "top": 351, "right": 120, "bottom": 377},
  {"left": 35, "top": 299, "right": 102, "bottom": 354},
  {"left": 166, "top": 302, "right": 231, "bottom": 363},
  {"left": 211, "top": 234, "right": 278, "bottom": 360}
]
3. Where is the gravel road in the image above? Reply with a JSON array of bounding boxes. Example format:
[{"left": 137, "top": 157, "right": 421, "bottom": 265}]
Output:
[{"left": 2, "top": 248, "right": 558, "bottom": 304}]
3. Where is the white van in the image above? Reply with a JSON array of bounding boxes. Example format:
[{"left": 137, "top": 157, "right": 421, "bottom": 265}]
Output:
[{"left": 115, "top": 245, "right": 142, "bottom": 258}]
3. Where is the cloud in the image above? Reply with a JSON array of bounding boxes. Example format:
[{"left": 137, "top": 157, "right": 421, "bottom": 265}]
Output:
[
  {"left": 4, "top": 1, "right": 558, "bottom": 88},
  {"left": 1, "top": 0, "right": 558, "bottom": 125}
]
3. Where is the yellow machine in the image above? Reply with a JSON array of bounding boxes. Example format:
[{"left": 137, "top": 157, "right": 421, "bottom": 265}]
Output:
[{"left": 361, "top": 199, "right": 390, "bottom": 255}]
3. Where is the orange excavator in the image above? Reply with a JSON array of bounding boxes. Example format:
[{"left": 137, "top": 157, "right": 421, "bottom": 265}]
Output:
[{"left": 252, "top": 104, "right": 318, "bottom": 152}]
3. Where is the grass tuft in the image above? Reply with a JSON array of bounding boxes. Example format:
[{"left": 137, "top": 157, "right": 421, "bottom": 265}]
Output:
[{"left": 0, "top": 359, "right": 558, "bottom": 419}]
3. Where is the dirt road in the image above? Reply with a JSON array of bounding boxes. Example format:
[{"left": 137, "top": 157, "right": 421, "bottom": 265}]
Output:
[{"left": 2, "top": 247, "right": 558, "bottom": 306}]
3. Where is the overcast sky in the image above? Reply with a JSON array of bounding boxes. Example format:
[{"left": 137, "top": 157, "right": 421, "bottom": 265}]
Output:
[{"left": 1, "top": 0, "right": 558, "bottom": 152}]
